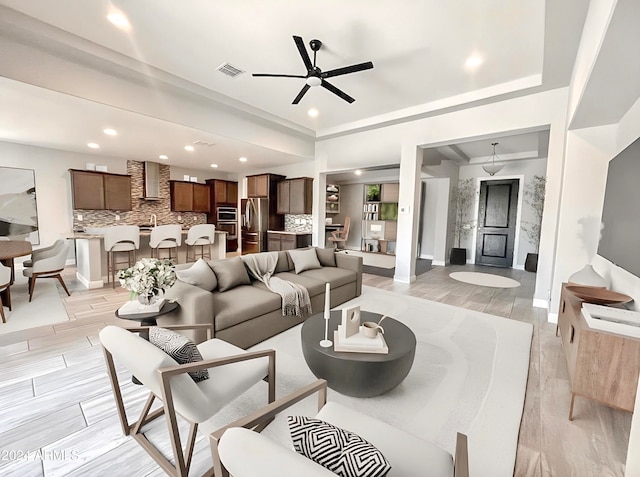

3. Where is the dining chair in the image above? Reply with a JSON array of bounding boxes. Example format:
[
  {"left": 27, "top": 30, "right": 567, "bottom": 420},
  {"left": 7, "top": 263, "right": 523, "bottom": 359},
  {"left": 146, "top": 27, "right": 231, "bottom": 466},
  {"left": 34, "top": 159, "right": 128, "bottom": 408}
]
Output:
[
  {"left": 22, "top": 240, "right": 70, "bottom": 302},
  {"left": 149, "top": 224, "right": 182, "bottom": 263},
  {"left": 100, "top": 324, "right": 275, "bottom": 477},
  {"left": 22, "top": 239, "right": 65, "bottom": 268},
  {"left": 327, "top": 216, "right": 350, "bottom": 250},
  {"left": 103, "top": 225, "right": 140, "bottom": 288},
  {"left": 0, "top": 262, "right": 11, "bottom": 323},
  {"left": 185, "top": 224, "right": 215, "bottom": 262}
]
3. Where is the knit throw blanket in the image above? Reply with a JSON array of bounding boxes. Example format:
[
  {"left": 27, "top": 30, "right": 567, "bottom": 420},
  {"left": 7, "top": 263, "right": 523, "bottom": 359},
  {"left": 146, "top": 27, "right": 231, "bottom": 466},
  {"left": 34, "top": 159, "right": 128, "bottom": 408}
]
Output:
[{"left": 241, "top": 252, "right": 312, "bottom": 317}]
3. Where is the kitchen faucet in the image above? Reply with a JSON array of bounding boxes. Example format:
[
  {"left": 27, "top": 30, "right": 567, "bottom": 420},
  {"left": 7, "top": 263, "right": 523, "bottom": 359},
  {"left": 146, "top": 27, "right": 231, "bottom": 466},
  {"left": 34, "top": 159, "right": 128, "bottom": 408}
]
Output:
[{"left": 151, "top": 214, "right": 157, "bottom": 227}]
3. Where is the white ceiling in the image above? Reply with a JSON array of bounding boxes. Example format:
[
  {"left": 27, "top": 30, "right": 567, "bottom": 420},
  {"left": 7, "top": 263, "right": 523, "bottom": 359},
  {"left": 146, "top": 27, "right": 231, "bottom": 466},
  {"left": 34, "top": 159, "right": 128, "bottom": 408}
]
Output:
[{"left": 0, "top": 0, "right": 589, "bottom": 173}]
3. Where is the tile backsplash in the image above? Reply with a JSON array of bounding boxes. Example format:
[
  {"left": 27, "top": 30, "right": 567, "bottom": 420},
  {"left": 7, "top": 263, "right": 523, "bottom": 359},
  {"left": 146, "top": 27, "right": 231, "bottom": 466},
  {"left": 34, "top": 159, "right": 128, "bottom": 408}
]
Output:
[
  {"left": 73, "top": 160, "right": 207, "bottom": 229},
  {"left": 285, "top": 214, "right": 312, "bottom": 233}
]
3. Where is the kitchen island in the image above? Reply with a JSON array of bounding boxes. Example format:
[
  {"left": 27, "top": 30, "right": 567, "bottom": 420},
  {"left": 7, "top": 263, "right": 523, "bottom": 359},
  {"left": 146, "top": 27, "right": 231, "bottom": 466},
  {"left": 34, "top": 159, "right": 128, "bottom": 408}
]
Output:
[{"left": 69, "top": 229, "right": 227, "bottom": 289}]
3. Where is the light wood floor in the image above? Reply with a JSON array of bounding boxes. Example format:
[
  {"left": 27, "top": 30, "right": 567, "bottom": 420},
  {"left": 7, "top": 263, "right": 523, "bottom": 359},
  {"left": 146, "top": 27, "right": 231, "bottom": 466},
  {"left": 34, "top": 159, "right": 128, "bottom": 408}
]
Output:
[{"left": 0, "top": 264, "right": 630, "bottom": 476}]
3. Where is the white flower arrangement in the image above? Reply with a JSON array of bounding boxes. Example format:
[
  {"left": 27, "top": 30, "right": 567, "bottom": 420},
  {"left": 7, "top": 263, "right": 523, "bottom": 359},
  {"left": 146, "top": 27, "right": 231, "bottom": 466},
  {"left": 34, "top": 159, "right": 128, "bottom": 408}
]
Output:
[{"left": 117, "top": 258, "right": 176, "bottom": 300}]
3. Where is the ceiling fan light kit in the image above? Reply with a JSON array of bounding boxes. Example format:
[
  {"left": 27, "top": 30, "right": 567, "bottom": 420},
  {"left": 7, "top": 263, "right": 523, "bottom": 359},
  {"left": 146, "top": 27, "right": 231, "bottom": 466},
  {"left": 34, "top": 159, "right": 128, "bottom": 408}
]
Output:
[
  {"left": 482, "top": 142, "right": 504, "bottom": 176},
  {"left": 253, "top": 35, "right": 374, "bottom": 104}
]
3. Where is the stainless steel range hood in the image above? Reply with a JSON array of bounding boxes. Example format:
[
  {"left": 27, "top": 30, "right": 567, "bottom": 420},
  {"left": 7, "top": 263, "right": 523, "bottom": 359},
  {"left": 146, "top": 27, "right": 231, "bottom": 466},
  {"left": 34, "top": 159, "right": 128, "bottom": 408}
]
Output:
[{"left": 143, "top": 161, "right": 161, "bottom": 200}]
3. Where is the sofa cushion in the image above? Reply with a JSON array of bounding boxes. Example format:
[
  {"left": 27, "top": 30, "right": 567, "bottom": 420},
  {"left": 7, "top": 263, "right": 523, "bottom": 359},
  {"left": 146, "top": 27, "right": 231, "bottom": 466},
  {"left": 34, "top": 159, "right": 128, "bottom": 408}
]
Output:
[
  {"left": 148, "top": 327, "right": 209, "bottom": 382},
  {"left": 299, "top": 267, "right": 357, "bottom": 289},
  {"left": 211, "top": 257, "right": 251, "bottom": 292},
  {"left": 275, "top": 251, "right": 293, "bottom": 273},
  {"left": 213, "top": 285, "right": 282, "bottom": 331},
  {"left": 315, "top": 247, "right": 337, "bottom": 267},
  {"left": 288, "top": 248, "right": 322, "bottom": 274},
  {"left": 176, "top": 259, "right": 218, "bottom": 291},
  {"left": 288, "top": 416, "right": 392, "bottom": 477}
]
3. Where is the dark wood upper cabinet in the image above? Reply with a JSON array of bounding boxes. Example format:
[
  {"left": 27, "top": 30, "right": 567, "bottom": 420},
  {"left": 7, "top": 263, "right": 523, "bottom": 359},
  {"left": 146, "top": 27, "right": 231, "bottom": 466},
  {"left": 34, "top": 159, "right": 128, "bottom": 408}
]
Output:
[
  {"left": 209, "top": 179, "right": 238, "bottom": 205},
  {"left": 247, "top": 174, "right": 271, "bottom": 198},
  {"left": 277, "top": 177, "right": 313, "bottom": 214},
  {"left": 226, "top": 181, "right": 238, "bottom": 204},
  {"left": 192, "top": 183, "right": 210, "bottom": 213},
  {"left": 170, "top": 181, "right": 194, "bottom": 212},
  {"left": 70, "top": 169, "right": 132, "bottom": 211}
]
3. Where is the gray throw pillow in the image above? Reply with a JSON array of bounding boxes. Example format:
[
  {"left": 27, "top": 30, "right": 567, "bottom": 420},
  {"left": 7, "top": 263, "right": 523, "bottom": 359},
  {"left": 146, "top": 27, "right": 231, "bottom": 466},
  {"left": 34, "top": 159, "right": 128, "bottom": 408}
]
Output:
[
  {"left": 176, "top": 258, "right": 218, "bottom": 291},
  {"left": 288, "top": 248, "right": 322, "bottom": 274},
  {"left": 211, "top": 257, "right": 251, "bottom": 292},
  {"left": 288, "top": 416, "right": 391, "bottom": 477},
  {"left": 315, "top": 247, "right": 336, "bottom": 267},
  {"left": 148, "top": 327, "right": 209, "bottom": 383}
]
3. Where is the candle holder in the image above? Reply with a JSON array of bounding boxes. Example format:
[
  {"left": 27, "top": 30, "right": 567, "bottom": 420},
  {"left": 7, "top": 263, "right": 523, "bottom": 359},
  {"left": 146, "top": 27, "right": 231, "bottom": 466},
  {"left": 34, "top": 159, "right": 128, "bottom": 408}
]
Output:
[{"left": 320, "top": 282, "right": 333, "bottom": 348}]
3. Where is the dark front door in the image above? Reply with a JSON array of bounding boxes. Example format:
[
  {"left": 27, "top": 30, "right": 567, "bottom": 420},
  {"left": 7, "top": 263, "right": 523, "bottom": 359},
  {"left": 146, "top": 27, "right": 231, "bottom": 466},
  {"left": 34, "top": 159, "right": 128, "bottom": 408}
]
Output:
[{"left": 475, "top": 179, "right": 519, "bottom": 267}]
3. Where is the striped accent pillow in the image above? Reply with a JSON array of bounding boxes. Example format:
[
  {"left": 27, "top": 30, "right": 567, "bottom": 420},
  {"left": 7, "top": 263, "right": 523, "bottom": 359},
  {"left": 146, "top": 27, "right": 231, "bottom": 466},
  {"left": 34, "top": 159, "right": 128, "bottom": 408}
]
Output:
[
  {"left": 288, "top": 416, "right": 391, "bottom": 477},
  {"left": 148, "top": 327, "right": 209, "bottom": 383}
]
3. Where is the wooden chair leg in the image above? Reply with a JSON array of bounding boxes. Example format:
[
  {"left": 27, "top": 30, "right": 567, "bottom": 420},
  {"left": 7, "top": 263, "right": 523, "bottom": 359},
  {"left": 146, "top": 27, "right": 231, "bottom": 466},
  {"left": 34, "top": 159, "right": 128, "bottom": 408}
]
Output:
[
  {"left": 569, "top": 393, "right": 576, "bottom": 421},
  {"left": 0, "top": 294, "right": 6, "bottom": 323},
  {"left": 55, "top": 274, "right": 71, "bottom": 297},
  {"left": 28, "top": 275, "right": 37, "bottom": 302}
]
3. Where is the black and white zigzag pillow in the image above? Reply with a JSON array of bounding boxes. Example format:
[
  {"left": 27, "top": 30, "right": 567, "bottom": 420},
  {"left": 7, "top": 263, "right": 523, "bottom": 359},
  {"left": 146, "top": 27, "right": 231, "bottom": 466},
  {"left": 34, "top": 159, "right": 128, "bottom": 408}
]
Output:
[
  {"left": 148, "top": 327, "right": 209, "bottom": 383},
  {"left": 288, "top": 416, "right": 391, "bottom": 477}
]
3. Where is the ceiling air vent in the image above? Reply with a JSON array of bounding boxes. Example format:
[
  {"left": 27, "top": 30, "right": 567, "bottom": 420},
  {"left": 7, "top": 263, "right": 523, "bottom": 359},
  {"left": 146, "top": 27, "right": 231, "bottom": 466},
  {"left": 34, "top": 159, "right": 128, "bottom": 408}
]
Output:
[{"left": 216, "top": 62, "right": 245, "bottom": 78}]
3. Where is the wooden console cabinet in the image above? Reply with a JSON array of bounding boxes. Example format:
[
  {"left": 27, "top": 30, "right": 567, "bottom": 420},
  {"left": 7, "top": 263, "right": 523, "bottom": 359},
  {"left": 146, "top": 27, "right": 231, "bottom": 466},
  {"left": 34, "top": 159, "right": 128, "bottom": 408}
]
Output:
[{"left": 557, "top": 285, "right": 640, "bottom": 419}]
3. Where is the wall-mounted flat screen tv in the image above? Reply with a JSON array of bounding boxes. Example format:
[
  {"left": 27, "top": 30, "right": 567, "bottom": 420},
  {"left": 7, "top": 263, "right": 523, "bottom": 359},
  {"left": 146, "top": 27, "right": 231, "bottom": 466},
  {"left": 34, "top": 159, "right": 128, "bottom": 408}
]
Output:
[{"left": 597, "top": 136, "right": 640, "bottom": 277}]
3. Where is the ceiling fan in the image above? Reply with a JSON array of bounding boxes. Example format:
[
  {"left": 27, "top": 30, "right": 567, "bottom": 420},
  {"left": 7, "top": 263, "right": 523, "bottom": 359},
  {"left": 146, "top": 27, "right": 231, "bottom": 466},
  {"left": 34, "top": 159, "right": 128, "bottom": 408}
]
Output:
[{"left": 252, "top": 35, "right": 374, "bottom": 104}]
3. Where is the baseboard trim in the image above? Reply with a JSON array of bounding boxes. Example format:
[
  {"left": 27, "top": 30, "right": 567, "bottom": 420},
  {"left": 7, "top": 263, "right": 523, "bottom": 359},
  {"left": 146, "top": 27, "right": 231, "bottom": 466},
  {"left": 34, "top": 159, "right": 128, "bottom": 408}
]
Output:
[
  {"left": 533, "top": 298, "right": 549, "bottom": 309},
  {"left": 419, "top": 254, "right": 434, "bottom": 260},
  {"left": 547, "top": 312, "right": 558, "bottom": 324},
  {"left": 394, "top": 274, "right": 416, "bottom": 284},
  {"left": 76, "top": 272, "right": 104, "bottom": 290},
  {"left": 432, "top": 260, "right": 446, "bottom": 267},
  {"left": 514, "top": 264, "right": 525, "bottom": 270}
]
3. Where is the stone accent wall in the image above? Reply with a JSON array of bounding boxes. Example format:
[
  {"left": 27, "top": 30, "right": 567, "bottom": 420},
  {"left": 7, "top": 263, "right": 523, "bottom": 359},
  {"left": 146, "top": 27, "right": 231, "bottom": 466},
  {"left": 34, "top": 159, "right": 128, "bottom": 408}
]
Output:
[
  {"left": 73, "top": 160, "right": 207, "bottom": 228},
  {"left": 285, "top": 214, "right": 312, "bottom": 233}
]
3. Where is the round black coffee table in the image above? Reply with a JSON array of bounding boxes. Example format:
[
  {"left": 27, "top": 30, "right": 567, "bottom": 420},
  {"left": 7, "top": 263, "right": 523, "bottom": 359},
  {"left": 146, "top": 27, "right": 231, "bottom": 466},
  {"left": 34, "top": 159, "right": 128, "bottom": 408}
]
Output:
[{"left": 301, "top": 310, "right": 416, "bottom": 397}]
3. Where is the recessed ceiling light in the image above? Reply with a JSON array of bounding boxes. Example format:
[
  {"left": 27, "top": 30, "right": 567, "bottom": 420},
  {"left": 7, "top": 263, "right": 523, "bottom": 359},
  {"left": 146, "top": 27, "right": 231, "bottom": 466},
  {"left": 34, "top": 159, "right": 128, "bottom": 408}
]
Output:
[
  {"left": 184, "top": 145, "right": 195, "bottom": 152},
  {"left": 158, "top": 155, "right": 168, "bottom": 160},
  {"left": 87, "top": 143, "right": 100, "bottom": 149},
  {"left": 239, "top": 157, "right": 248, "bottom": 162},
  {"left": 107, "top": 12, "right": 130, "bottom": 30},
  {"left": 465, "top": 55, "right": 483, "bottom": 68},
  {"left": 354, "top": 170, "right": 362, "bottom": 176},
  {"left": 103, "top": 128, "right": 117, "bottom": 136},
  {"left": 210, "top": 163, "right": 218, "bottom": 168},
  {"left": 308, "top": 108, "right": 319, "bottom": 117}
]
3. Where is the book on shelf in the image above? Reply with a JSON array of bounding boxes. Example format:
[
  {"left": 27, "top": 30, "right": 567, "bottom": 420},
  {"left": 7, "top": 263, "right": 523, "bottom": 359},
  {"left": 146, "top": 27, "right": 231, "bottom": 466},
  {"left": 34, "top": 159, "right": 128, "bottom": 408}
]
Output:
[{"left": 333, "top": 325, "right": 389, "bottom": 354}]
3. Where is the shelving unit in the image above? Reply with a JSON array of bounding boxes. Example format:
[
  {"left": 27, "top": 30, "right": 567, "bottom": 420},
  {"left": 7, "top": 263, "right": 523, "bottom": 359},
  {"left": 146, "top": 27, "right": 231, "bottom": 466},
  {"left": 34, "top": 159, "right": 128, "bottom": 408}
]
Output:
[
  {"left": 361, "top": 183, "right": 399, "bottom": 255},
  {"left": 326, "top": 184, "right": 340, "bottom": 213}
]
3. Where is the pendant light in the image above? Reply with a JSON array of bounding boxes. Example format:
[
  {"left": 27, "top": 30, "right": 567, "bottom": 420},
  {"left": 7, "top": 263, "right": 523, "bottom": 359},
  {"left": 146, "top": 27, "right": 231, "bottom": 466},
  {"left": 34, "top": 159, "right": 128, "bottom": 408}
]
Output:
[{"left": 482, "top": 142, "right": 504, "bottom": 176}]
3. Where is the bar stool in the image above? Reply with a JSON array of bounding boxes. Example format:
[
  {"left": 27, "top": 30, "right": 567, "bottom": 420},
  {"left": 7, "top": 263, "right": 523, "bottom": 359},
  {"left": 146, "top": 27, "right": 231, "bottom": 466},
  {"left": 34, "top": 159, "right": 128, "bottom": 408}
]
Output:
[
  {"left": 149, "top": 224, "right": 182, "bottom": 262},
  {"left": 104, "top": 226, "right": 140, "bottom": 288},
  {"left": 185, "top": 224, "right": 215, "bottom": 262}
]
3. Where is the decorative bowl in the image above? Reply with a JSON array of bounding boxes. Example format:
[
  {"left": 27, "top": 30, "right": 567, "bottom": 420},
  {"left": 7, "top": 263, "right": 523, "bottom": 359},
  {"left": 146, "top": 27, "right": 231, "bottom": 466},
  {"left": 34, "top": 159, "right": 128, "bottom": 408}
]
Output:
[{"left": 566, "top": 285, "right": 633, "bottom": 305}]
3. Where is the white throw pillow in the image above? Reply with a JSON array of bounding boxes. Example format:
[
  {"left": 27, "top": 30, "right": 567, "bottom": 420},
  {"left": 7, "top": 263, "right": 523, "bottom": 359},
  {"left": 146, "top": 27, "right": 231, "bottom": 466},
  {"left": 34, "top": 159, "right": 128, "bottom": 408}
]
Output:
[
  {"left": 288, "top": 248, "right": 322, "bottom": 274},
  {"left": 176, "top": 259, "right": 218, "bottom": 291}
]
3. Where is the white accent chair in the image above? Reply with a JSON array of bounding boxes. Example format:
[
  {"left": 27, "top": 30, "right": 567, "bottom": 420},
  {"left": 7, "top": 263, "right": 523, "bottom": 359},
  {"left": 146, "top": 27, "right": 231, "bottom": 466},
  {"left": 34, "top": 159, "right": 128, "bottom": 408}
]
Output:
[
  {"left": 22, "top": 238, "right": 65, "bottom": 268},
  {"left": 22, "top": 240, "right": 70, "bottom": 302},
  {"left": 185, "top": 224, "right": 216, "bottom": 262},
  {"left": 103, "top": 225, "right": 140, "bottom": 288},
  {"left": 212, "top": 379, "right": 469, "bottom": 477},
  {"left": 0, "top": 262, "right": 11, "bottom": 323},
  {"left": 149, "top": 224, "right": 182, "bottom": 262},
  {"left": 99, "top": 324, "right": 276, "bottom": 477}
]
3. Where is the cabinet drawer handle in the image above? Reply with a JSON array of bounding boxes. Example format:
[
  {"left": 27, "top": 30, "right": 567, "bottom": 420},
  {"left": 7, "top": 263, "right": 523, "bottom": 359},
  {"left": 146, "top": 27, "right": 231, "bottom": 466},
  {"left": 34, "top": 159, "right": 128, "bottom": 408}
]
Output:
[{"left": 569, "top": 325, "right": 575, "bottom": 344}]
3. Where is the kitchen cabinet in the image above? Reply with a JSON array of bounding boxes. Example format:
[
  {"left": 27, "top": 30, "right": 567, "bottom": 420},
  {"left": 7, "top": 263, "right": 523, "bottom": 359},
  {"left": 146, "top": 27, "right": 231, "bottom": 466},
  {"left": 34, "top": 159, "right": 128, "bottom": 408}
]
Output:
[
  {"left": 277, "top": 177, "right": 313, "bottom": 214},
  {"left": 267, "top": 231, "right": 312, "bottom": 251},
  {"left": 205, "top": 179, "right": 239, "bottom": 252},
  {"left": 170, "top": 181, "right": 211, "bottom": 212},
  {"left": 557, "top": 285, "right": 640, "bottom": 419},
  {"left": 210, "top": 179, "right": 238, "bottom": 205},
  {"left": 70, "top": 169, "right": 131, "bottom": 211},
  {"left": 247, "top": 174, "right": 269, "bottom": 198}
]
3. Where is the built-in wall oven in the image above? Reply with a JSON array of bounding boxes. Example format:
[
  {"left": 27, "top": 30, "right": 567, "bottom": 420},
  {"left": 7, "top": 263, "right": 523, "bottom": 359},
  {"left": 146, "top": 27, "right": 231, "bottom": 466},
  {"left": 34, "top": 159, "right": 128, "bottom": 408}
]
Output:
[
  {"left": 216, "top": 221, "right": 237, "bottom": 240},
  {"left": 217, "top": 207, "right": 237, "bottom": 222}
]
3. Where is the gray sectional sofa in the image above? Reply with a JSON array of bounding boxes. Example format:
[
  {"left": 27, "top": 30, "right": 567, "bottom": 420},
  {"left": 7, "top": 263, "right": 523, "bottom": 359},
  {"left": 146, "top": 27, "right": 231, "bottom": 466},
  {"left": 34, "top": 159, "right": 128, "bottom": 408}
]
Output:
[{"left": 159, "top": 248, "right": 362, "bottom": 349}]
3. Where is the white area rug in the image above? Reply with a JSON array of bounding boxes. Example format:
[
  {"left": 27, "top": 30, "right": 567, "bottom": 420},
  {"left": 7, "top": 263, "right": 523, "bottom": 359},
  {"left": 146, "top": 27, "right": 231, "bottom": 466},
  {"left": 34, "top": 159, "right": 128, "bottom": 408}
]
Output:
[
  {"left": 450, "top": 271, "right": 521, "bottom": 288},
  {"left": 0, "top": 269, "right": 68, "bottom": 334},
  {"left": 208, "top": 286, "right": 532, "bottom": 476},
  {"left": 337, "top": 250, "right": 396, "bottom": 269}
]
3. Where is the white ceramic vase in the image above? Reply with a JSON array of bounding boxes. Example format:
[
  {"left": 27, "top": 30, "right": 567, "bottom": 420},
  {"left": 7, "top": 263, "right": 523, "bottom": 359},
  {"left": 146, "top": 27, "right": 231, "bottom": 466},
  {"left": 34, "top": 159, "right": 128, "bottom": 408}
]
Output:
[{"left": 568, "top": 264, "right": 607, "bottom": 288}]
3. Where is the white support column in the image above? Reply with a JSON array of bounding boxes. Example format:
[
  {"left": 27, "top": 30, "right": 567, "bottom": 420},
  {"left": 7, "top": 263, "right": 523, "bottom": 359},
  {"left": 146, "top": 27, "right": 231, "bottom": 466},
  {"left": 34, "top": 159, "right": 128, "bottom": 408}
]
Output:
[
  {"left": 313, "top": 151, "right": 328, "bottom": 248},
  {"left": 394, "top": 143, "right": 423, "bottom": 283}
]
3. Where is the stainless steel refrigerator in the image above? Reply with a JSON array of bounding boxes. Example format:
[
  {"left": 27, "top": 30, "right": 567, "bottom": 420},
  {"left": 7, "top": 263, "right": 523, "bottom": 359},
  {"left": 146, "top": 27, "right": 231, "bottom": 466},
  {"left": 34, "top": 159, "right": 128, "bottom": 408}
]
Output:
[{"left": 241, "top": 198, "right": 270, "bottom": 254}]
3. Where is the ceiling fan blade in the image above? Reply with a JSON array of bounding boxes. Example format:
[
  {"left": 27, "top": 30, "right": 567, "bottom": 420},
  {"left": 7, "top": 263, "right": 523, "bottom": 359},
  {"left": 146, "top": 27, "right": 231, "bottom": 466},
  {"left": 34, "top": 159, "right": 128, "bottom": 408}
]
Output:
[
  {"left": 252, "top": 73, "right": 307, "bottom": 78},
  {"left": 293, "top": 35, "right": 313, "bottom": 72},
  {"left": 292, "top": 84, "right": 311, "bottom": 104},
  {"left": 321, "top": 80, "right": 355, "bottom": 103},
  {"left": 322, "top": 61, "right": 374, "bottom": 79}
]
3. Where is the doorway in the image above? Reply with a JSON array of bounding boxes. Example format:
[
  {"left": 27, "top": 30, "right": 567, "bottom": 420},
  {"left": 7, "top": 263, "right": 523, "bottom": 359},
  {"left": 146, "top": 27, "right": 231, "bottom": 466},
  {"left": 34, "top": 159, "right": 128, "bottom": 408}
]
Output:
[{"left": 475, "top": 179, "right": 519, "bottom": 267}]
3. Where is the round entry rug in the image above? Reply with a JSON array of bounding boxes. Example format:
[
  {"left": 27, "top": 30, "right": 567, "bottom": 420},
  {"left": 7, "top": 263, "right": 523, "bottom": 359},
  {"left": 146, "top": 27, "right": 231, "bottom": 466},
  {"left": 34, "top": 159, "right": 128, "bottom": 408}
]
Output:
[{"left": 449, "top": 271, "right": 521, "bottom": 288}]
